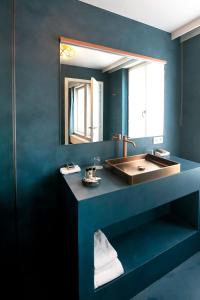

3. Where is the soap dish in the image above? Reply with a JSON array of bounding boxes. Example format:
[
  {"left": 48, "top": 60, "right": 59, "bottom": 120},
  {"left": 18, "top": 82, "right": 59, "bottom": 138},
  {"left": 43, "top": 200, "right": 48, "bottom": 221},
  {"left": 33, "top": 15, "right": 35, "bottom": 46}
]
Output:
[{"left": 82, "top": 177, "right": 101, "bottom": 187}]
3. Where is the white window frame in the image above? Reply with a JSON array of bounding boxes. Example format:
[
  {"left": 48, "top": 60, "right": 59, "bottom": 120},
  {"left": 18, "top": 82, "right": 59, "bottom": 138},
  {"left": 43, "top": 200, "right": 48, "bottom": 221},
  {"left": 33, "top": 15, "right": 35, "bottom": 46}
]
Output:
[
  {"left": 128, "top": 62, "right": 164, "bottom": 138},
  {"left": 64, "top": 78, "right": 91, "bottom": 144}
]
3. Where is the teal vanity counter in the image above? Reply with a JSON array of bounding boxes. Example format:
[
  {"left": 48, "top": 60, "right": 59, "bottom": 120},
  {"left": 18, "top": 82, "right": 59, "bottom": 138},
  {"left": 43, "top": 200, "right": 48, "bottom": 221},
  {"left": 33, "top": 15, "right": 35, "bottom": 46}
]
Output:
[{"left": 61, "top": 156, "right": 200, "bottom": 300}]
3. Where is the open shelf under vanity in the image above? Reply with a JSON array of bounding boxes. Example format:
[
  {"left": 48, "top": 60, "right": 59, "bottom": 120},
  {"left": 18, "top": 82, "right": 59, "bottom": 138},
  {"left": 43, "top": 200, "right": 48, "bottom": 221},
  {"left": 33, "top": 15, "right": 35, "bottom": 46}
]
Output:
[
  {"left": 95, "top": 193, "right": 200, "bottom": 299},
  {"left": 112, "top": 214, "right": 196, "bottom": 276}
]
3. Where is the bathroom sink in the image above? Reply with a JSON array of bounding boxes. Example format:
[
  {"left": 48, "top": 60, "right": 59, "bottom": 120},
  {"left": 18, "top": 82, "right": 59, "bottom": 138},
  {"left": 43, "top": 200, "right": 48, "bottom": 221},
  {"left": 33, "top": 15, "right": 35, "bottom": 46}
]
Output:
[{"left": 105, "top": 154, "right": 180, "bottom": 185}]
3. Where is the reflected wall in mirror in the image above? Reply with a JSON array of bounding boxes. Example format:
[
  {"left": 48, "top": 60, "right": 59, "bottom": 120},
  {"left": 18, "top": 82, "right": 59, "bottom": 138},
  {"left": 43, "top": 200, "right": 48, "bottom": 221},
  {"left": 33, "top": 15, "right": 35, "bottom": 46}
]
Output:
[{"left": 60, "top": 38, "right": 166, "bottom": 145}]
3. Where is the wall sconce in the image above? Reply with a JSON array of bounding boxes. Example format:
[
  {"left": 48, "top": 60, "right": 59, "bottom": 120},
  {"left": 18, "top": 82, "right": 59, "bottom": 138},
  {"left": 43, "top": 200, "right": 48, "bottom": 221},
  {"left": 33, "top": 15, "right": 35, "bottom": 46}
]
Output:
[{"left": 60, "top": 43, "right": 75, "bottom": 59}]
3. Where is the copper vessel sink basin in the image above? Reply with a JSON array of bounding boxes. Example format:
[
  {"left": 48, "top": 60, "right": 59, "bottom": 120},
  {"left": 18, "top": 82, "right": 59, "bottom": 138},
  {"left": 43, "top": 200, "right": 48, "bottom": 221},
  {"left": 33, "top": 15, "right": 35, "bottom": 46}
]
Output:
[{"left": 105, "top": 154, "right": 180, "bottom": 185}]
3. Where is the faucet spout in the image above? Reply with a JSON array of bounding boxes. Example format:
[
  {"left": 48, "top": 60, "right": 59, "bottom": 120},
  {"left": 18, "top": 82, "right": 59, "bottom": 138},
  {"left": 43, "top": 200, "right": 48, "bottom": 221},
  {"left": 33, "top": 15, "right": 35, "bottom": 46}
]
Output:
[
  {"left": 127, "top": 140, "right": 136, "bottom": 148},
  {"left": 112, "top": 133, "right": 136, "bottom": 157}
]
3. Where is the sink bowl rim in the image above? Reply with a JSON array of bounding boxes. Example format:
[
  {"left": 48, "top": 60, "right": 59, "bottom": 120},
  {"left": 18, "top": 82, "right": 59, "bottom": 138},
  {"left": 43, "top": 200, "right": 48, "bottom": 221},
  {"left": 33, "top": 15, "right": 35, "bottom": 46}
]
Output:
[{"left": 105, "top": 153, "right": 181, "bottom": 185}]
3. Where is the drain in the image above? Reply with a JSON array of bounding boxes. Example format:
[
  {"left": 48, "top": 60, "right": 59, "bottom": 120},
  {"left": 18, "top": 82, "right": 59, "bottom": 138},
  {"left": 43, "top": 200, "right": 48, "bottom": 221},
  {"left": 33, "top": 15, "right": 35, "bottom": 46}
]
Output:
[{"left": 138, "top": 165, "right": 145, "bottom": 171}]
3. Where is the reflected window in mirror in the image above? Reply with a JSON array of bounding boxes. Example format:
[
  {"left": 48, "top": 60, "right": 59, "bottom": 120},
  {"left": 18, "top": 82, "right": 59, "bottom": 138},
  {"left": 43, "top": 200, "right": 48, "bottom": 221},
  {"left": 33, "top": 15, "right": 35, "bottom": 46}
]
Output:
[
  {"left": 65, "top": 78, "right": 103, "bottom": 144},
  {"left": 128, "top": 62, "right": 164, "bottom": 138}
]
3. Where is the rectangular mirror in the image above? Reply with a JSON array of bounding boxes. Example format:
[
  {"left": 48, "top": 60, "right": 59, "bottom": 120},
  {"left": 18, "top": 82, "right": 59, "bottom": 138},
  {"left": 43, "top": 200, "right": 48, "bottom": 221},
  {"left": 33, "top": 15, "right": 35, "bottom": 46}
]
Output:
[{"left": 60, "top": 37, "right": 166, "bottom": 145}]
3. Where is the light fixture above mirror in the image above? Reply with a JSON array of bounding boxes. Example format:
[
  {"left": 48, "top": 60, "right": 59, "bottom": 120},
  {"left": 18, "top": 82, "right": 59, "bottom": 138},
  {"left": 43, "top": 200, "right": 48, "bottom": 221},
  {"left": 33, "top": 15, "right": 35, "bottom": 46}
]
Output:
[{"left": 60, "top": 43, "right": 76, "bottom": 59}]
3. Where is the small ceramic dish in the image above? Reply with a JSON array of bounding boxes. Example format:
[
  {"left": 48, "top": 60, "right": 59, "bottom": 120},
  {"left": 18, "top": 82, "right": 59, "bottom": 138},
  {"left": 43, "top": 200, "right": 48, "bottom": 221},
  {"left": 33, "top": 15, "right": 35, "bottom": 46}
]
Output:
[{"left": 82, "top": 177, "right": 101, "bottom": 187}]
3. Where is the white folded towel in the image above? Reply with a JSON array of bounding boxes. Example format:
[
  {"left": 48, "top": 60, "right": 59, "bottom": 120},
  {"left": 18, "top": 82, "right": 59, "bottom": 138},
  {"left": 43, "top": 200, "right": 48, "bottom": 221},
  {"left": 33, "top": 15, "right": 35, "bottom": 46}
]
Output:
[
  {"left": 94, "top": 230, "right": 117, "bottom": 270},
  {"left": 60, "top": 165, "right": 81, "bottom": 175},
  {"left": 94, "top": 257, "right": 124, "bottom": 289},
  {"left": 94, "top": 230, "right": 124, "bottom": 289}
]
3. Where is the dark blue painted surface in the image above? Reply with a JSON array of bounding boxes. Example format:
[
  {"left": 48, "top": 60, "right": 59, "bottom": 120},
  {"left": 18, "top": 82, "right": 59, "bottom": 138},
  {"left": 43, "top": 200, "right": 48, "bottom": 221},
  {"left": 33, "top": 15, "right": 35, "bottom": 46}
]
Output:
[
  {"left": 96, "top": 232, "right": 200, "bottom": 300},
  {"left": 6, "top": 0, "right": 181, "bottom": 298},
  {"left": 97, "top": 233, "right": 200, "bottom": 300},
  {"left": 0, "top": 0, "right": 17, "bottom": 295},
  {"left": 180, "top": 35, "right": 200, "bottom": 162},
  {"left": 107, "top": 69, "right": 128, "bottom": 138},
  {"left": 61, "top": 64, "right": 108, "bottom": 83},
  {"left": 133, "top": 251, "right": 200, "bottom": 300},
  {"left": 63, "top": 156, "right": 200, "bottom": 202},
  {"left": 111, "top": 215, "right": 197, "bottom": 273},
  {"left": 62, "top": 159, "right": 200, "bottom": 299}
]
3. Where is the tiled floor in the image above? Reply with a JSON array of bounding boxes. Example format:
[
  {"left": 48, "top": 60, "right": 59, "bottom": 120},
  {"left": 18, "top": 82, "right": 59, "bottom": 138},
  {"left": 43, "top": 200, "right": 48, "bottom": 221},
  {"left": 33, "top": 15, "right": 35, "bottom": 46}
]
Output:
[{"left": 132, "top": 251, "right": 200, "bottom": 300}]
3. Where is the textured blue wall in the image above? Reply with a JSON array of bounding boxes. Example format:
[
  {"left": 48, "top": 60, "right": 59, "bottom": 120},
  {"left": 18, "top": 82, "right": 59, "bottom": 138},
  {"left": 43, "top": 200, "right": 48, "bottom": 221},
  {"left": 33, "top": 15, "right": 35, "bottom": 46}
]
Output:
[
  {"left": 13, "top": 0, "right": 181, "bottom": 298},
  {"left": 0, "top": 0, "right": 16, "bottom": 294},
  {"left": 107, "top": 69, "right": 128, "bottom": 138},
  {"left": 180, "top": 35, "right": 200, "bottom": 162},
  {"left": 108, "top": 69, "right": 124, "bottom": 137}
]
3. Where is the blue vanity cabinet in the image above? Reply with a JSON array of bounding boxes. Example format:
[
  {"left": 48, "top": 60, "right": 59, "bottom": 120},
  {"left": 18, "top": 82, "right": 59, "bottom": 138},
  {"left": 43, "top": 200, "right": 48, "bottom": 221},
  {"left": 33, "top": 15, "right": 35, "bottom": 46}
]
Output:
[{"left": 61, "top": 156, "right": 200, "bottom": 300}]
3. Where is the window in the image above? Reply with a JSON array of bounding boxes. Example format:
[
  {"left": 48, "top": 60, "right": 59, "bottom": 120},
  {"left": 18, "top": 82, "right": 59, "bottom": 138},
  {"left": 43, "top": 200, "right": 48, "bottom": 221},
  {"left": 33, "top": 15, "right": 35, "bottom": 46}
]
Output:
[
  {"left": 65, "top": 77, "right": 103, "bottom": 144},
  {"left": 74, "top": 84, "right": 92, "bottom": 139},
  {"left": 74, "top": 85, "right": 85, "bottom": 136},
  {"left": 86, "top": 84, "right": 91, "bottom": 138},
  {"left": 128, "top": 62, "right": 164, "bottom": 138}
]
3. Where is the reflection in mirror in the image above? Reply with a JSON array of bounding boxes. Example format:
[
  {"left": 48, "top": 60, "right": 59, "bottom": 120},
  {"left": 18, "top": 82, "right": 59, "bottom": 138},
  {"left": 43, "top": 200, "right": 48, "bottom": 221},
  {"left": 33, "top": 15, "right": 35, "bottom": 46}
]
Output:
[
  {"left": 60, "top": 38, "right": 166, "bottom": 145},
  {"left": 65, "top": 77, "right": 103, "bottom": 144},
  {"left": 128, "top": 62, "right": 164, "bottom": 138}
]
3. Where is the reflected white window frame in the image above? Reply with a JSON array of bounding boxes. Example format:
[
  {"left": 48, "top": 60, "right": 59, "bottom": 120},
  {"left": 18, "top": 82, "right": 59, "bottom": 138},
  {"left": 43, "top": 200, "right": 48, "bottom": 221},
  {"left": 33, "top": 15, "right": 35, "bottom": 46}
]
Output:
[
  {"left": 128, "top": 62, "right": 165, "bottom": 138},
  {"left": 74, "top": 84, "right": 86, "bottom": 136},
  {"left": 64, "top": 78, "right": 91, "bottom": 144},
  {"left": 64, "top": 77, "right": 103, "bottom": 144}
]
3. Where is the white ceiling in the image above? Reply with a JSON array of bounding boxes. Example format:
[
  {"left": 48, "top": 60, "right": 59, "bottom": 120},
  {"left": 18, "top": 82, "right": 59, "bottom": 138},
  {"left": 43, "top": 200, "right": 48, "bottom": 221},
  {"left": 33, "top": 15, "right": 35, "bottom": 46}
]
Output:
[
  {"left": 80, "top": 0, "right": 200, "bottom": 32},
  {"left": 60, "top": 44, "right": 125, "bottom": 69}
]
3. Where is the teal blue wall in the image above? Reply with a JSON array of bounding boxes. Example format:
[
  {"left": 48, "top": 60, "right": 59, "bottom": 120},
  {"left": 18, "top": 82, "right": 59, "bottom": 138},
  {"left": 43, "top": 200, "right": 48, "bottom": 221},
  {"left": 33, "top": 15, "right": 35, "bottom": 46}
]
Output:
[
  {"left": 180, "top": 35, "right": 200, "bottom": 162},
  {"left": 1, "top": 0, "right": 181, "bottom": 298},
  {"left": 107, "top": 69, "right": 128, "bottom": 138},
  {"left": 0, "top": 0, "right": 16, "bottom": 295}
]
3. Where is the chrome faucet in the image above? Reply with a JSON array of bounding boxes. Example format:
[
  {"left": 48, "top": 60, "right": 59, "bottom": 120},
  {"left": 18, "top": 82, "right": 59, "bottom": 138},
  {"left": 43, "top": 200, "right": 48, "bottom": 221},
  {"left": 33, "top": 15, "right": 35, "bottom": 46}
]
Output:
[{"left": 112, "top": 134, "right": 136, "bottom": 157}]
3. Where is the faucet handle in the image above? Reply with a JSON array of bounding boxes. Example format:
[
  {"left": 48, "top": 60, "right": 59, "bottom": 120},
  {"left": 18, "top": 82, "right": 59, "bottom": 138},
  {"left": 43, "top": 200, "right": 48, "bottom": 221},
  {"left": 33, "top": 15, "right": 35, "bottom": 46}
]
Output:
[
  {"left": 112, "top": 133, "right": 122, "bottom": 141},
  {"left": 123, "top": 135, "right": 131, "bottom": 140},
  {"left": 124, "top": 135, "right": 133, "bottom": 140}
]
